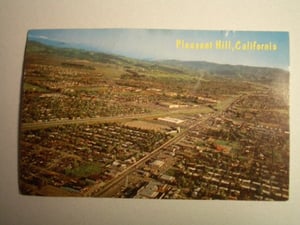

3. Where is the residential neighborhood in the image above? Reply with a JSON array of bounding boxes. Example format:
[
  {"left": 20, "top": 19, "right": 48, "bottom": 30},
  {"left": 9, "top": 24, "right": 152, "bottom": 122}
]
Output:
[{"left": 19, "top": 39, "right": 289, "bottom": 200}]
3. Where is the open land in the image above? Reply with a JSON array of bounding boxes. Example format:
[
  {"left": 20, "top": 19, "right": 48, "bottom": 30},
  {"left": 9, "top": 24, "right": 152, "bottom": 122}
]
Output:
[{"left": 19, "top": 41, "right": 289, "bottom": 200}]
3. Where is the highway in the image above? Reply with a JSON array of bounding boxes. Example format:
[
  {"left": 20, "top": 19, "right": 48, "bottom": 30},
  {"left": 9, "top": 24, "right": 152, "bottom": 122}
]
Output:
[
  {"left": 86, "top": 94, "right": 244, "bottom": 197},
  {"left": 21, "top": 93, "right": 244, "bottom": 197},
  {"left": 21, "top": 106, "right": 213, "bottom": 131},
  {"left": 84, "top": 114, "right": 208, "bottom": 197}
]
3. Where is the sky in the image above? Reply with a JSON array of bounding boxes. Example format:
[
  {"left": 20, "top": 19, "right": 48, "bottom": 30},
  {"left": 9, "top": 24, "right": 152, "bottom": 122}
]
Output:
[{"left": 28, "top": 29, "right": 289, "bottom": 69}]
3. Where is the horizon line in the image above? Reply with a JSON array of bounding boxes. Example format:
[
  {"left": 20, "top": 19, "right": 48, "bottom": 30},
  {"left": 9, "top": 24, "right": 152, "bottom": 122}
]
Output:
[{"left": 27, "top": 37, "right": 289, "bottom": 71}]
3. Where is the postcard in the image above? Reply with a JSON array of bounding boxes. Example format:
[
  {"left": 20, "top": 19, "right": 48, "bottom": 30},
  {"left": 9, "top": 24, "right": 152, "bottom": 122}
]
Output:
[{"left": 19, "top": 29, "right": 289, "bottom": 200}]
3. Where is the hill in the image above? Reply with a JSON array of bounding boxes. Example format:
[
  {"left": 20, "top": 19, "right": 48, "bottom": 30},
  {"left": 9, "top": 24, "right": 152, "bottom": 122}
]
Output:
[
  {"left": 25, "top": 40, "right": 289, "bottom": 85},
  {"left": 158, "top": 60, "right": 289, "bottom": 84}
]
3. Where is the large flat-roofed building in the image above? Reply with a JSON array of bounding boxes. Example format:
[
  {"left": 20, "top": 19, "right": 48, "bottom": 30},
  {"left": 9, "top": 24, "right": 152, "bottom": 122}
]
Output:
[
  {"left": 134, "top": 181, "right": 161, "bottom": 199},
  {"left": 158, "top": 117, "right": 184, "bottom": 124},
  {"left": 158, "top": 102, "right": 188, "bottom": 108},
  {"left": 151, "top": 160, "right": 165, "bottom": 168}
]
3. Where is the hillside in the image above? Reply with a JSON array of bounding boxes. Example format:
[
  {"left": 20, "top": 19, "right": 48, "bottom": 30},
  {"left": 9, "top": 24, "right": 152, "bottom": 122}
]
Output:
[
  {"left": 25, "top": 40, "right": 289, "bottom": 85},
  {"left": 159, "top": 60, "right": 289, "bottom": 84}
]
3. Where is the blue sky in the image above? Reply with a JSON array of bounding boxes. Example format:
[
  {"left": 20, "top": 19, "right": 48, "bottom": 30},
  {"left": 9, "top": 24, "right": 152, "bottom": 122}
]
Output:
[{"left": 28, "top": 29, "right": 289, "bottom": 69}]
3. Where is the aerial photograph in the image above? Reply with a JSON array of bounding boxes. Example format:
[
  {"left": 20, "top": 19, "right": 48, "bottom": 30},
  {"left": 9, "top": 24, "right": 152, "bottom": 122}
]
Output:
[{"left": 19, "top": 29, "right": 289, "bottom": 200}]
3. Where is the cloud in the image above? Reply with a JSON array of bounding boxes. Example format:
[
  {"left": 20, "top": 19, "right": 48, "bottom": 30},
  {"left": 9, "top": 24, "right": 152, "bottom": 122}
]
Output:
[
  {"left": 28, "top": 34, "right": 49, "bottom": 39},
  {"left": 224, "top": 31, "right": 236, "bottom": 38},
  {"left": 38, "top": 35, "right": 49, "bottom": 39}
]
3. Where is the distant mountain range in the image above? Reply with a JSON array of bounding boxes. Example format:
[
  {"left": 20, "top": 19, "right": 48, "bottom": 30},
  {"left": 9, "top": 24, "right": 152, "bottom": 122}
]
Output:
[
  {"left": 26, "top": 38, "right": 289, "bottom": 84},
  {"left": 28, "top": 35, "right": 107, "bottom": 53},
  {"left": 158, "top": 60, "right": 289, "bottom": 83}
]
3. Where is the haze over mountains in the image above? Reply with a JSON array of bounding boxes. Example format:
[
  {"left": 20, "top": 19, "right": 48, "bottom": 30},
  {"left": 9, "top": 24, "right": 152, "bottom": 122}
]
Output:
[
  {"left": 159, "top": 60, "right": 289, "bottom": 83},
  {"left": 26, "top": 37, "right": 289, "bottom": 85}
]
